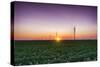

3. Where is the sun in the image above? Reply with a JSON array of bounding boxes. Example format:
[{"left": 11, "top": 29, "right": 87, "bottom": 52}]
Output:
[
  {"left": 55, "top": 32, "right": 61, "bottom": 42},
  {"left": 56, "top": 37, "right": 61, "bottom": 42}
]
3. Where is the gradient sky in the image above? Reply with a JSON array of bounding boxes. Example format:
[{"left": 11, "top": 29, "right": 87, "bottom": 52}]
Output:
[{"left": 13, "top": 2, "right": 97, "bottom": 40}]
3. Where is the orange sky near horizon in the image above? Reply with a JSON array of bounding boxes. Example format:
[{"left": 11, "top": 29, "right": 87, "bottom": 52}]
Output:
[{"left": 14, "top": 30, "right": 97, "bottom": 40}]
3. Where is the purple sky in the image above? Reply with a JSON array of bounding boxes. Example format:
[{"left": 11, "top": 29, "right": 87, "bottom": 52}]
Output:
[{"left": 13, "top": 1, "right": 97, "bottom": 40}]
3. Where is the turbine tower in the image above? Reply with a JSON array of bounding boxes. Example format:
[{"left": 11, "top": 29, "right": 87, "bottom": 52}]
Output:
[
  {"left": 56, "top": 32, "right": 58, "bottom": 38},
  {"left": 74, "top": 26, "right": 76, "bottom": 40}
]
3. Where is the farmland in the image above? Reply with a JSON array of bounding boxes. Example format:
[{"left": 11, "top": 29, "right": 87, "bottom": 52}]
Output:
[{"left": 14, "top": 40, "right": 97, "bottom": 66}]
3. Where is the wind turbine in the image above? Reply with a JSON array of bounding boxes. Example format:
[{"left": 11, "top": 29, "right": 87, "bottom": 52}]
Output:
[
  {"left": 74, "top": 26, "right": 76, "bottom": 40},
  {"left": 55, "top": 32, "right": 60, "bottom": 42}
]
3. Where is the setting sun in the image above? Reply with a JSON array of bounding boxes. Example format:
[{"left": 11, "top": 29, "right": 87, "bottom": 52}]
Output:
[{"left": 56, "top": 37, "right": 61, "bottom": 42}]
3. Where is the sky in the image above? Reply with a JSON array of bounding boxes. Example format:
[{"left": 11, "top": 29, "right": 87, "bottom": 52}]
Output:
[{"left": 13, "top": 1, "right": 97, "bottom": 40}]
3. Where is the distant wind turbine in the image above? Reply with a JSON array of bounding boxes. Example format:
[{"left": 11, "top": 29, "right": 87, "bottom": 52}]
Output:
[
  {"left": 74, "top": 26, "right": 76, "bottom": 40},
  {"left": 55, "top": 32, "right": 60, "bottom": 42},
  {"left": 56, "top": 32, "right": 57, "bottom": 38}
]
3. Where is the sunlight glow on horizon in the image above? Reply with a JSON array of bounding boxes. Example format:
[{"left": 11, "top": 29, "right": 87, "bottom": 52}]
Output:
[
  {"left": 14, "top": 31, "right": 97, "bottom": 40},
  {"left": 55, "top": 37, "right": 61, "bottom": 42}
]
